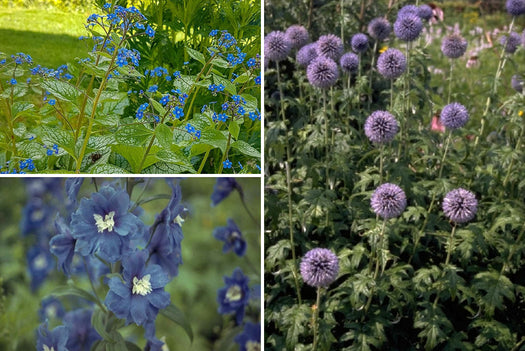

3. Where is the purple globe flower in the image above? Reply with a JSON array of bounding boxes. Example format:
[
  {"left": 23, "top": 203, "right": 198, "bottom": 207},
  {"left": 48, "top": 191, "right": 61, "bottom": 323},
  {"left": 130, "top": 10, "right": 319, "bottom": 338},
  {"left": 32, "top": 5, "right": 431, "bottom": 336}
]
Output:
[
  {"left": 506, "top": 0, "right": 525, "bottom": 16},
  {"left": 211, "top": 178, "right": 241, "bottom": 206},
  {"left": 300, "top": 248, "right": 339, "bottom": 287},
  {"left": 441, "top": 102, "right": 469, "bottom": 129},
  {"left": 265, "top": 31, "right": 291, "bottom": 62},
  {"left": 340, "top": 52, "right": 359, "bottom": 73},
  {"left": 441, "top": 34, "right": 468, "bottom": 58},
  {"left": 394, "top": 13, "right": 423, "bottom": 41},
  {"left": 307, "top": 56, "right": 339, "bottom": 88},
  {"left": 500, "top": 31, "right": 521, "bottom": 53},
  {"left": 234, "top": 322, "right": 261, "bottom": 351},
  {"left": 443, "top": 188, "right": 477, "bottom": 223},
  {"left": 511, "top": 74, "right": 523, "bottom": 92},
  {"left": 398, "top": 4, "right": 419, "bottom": 17},
  {"left": 316, "top": 34, "right": 344, "bottom": 60},
  {"left": 63, "top": 309, "right": 101, "bottom": 351},
  {"left": 364, "top": 110, "right": 399, "bottom": 143},
  {"left": 371, "top": 183, "right": 407, "bottom": 219},
  {"left": 296, "top": 43, "right": 318, "bottom": 66},
  {"left": 285, "top": 25, "right": 310, "bottom": 49},
  {"left": 36, "top": 322, "right": 69, "bottom": 351},
  {"left": 213, "top": 218, "right": 247, "bottom": 257},
  {"left": 377, "top": 48, "right": 407, "bottom": 79},
  {"left": 217, "top": 268, "right": 250, "bottom": 324},
  {"left": 368, "top": 17, "right": 392, "bottom": 41},
  {"left": 351, "top": 33, "right": 369, "bottom": 53},
  {"left": 418, "top": 4, "right": 433, "bottom": 20}
]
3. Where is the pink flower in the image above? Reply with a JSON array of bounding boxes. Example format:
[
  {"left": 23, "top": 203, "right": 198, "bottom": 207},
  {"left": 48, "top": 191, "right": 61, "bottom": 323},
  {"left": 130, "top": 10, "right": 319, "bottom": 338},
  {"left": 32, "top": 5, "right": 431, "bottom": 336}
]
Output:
[{"left": 431, "top": 115, "right": 446, "bottom": 133}]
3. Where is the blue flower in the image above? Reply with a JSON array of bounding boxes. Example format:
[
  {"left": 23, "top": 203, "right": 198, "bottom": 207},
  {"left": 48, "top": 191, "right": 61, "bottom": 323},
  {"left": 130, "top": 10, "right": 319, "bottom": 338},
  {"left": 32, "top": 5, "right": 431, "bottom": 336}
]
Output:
[
  {"left": 65, "top": 178, "right": 83, "bottom": 212},
  {"left": 217, "top": 268, "right": 250, "bottom": 324},
  {"left": 10, "top": 78, "right": 17, "bottom": 85},
  {"left": 211, "top": 178, "right": 240, "bottom": 206},
  {"left": 234, "top": 322, "right": 261, "bottom": 351},
  {"left": 146, "top": 25, "right": 155, "bottom": 37},
  {"left": 159, "top": 95, "right": 170, "bottom": 106},
  {"left": 213, "top": 219, "right": 246, "bottom": 256},
  {"left": 223, "top": 159, "right": 233, "bottom": 169},
  {"left": 63, "top": 309, "right": 101, "bottom": 351},
  {"left": 173, "top": 106, "right": 184, "bottom": 119},
  {"left": 147, "top": 85, "right": 158, "bottom": 93},
  {"left": 50, "top": 216, "right": 77, "bottom": 276},
  {"left": 38, "top": 297, "right": 65, "bottom": 322},
  {"left": 36, "top": 322, "right": 69, "bottom": 351},
  {"left": 70, "top": 185, "right": 143, "bottom": 262},
  {"left": 27, "top": 244, "right": 55, "bottom": 291},
  {"left": 105, "top": 251, "right": 170, "bottom": 328}
]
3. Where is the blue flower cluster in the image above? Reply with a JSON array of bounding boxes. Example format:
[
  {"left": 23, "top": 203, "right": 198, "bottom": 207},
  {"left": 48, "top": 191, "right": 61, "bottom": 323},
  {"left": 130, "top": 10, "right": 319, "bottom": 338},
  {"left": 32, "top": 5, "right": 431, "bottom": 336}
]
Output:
[
  {"left": 185, "top": 123, "right": 201, "bottom": 139},
  {"left": 208, "top": 83, "right": 226, "bottom": 93}
]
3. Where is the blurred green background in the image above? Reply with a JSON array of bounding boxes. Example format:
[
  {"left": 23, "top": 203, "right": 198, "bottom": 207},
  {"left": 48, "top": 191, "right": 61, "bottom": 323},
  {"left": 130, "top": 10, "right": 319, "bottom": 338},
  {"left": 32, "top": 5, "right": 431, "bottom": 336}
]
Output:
[{"left": 0, "top": 177, "right": 261, "bottom": 350}]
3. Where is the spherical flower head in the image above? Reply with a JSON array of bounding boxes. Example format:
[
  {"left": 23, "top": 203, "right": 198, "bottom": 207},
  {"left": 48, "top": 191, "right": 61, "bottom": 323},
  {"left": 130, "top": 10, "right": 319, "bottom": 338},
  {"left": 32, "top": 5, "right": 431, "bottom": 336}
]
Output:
[
  {"left": 368, "top": 17, "right": 392, "bottom": 41},
  {"left": 511, "top": 74, "right": 523, "bottom": 93},
  {"left": 377, "top": 48, "right": 407, "bottom": 79},
  {"left": 418, "top": 4, "right": 433, "bottom": 20},
  {"left": 371, "top": 183, "right": 407, "bottom": 219},
  {"left": 307, "top": 56, "right": 339, "bottom": 88},
  {"left": 217, "top": 268, "right": 250, "bottom": 324},
  {"left": 296, "top": 43, "right": 318, "bottom": 66},
  {"left": 63, "top": 309, "right": 101, "bottom": 351},
  {"left": 398, "top": 4, "right": 419, "bottom": 17},
  {"left": 365, "top": 110, "right": 399, "bottom": 143},
  {"left": 506, "top": 0, "right": 525, "bottom": 16},
  {"left": 265, "top": 31, "right": 291, "bottom": 62},
  {"left": 285, "top": 25, "right": 310, "bottom": 49},
  {"left": 70, "top": 185, "right": 143, "bottom": 263},
  {"left": 234, "top": 322, "right": 261, "bottom": 351},
  {"left": 340, "top": 52, "right": 359, "bottom": 73},
  {"left": 213, "top": 218, "right": 247, "bottom": 257},
  {"left": 300, "top": 248, "right": 339, "bottom": 287},
  {"left": 441, "top": 34, "right": 468, "bottom": 58},
  {"left": 394, "top": 13, "right": 423, "bottom": 41},
  {"left": 441, "top": 102, "right": 469, "bottom": 129},
  {"left": 351, "top": 33, "right": 369, "bottom": 53},
  {"left": 316, "top": 34, "right": 344, "bottom": 60},
  {"left": 36, "top": 322, "right": 69, "bottom": 351},
  {"left": 443, "top": 188, "right": 477, "bottom": 223},
  {"left": 500, "top": 31, "right": 521, "bottom": 53}
]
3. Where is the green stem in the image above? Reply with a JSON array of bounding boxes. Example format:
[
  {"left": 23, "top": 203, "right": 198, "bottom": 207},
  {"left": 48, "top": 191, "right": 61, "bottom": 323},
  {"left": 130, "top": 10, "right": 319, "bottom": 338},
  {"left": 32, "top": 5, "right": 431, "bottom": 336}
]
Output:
[
  {"left": 197, "top": 149, "right": 211, "bottom": 173},
  {"left": 433, "top": 223, "right": 457, "bottom": 307},
  {"left": 501, "top": 222, "right": 525, "bottom": 275},
  {"left": 83, "top": 258, "right": 107, "bottom": 313},
  {"left": 362, "top": 219, "right": 387, "bottom": 318},
  {"left": 379, "top": 144, "right": 384, "bottom": 183},
  {"left": 447, "top": 60, "right": 454, "bottom": 104},
  {"left": 217, "top": 133, "right": 232, "bottom": 174},
  {"left": 368, "top": 40, "right": 378, "bottom": 110},
  {"left": 312, "top": 287, "right": 322, "bottom": 351},
  {"left": 340, "top": 0, "right": 344, "bottom": 44}
]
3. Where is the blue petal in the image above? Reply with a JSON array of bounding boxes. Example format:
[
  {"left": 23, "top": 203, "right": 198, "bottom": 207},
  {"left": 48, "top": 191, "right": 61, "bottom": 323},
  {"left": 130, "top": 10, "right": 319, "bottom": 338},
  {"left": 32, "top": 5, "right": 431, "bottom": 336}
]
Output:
[
  {"left": 147, "top": 290, "right": 170, "bottom": 309},
  {"left": 130, "top": 296, "right": 148, "bottom": 325}
]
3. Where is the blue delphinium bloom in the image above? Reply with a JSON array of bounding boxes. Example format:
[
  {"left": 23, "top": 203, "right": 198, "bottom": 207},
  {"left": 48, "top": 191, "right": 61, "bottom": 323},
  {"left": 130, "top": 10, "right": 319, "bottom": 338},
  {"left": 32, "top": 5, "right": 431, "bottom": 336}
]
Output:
[
  {"left": 39, "top": 297, "right": 65, "bottom": 322},
  {"left": 217, "top": 268, "right": 250, "bottom": 324},
  {"left": 307, "top": 56, "right": 339, "bottom": 88},
  {"left": 340, "top": 52, "right": 359, "bottom": 73},
  {"left": 296, "top": 42, "right": 318, "bottom": 66},
  {"left": 364, "top": 110, "right": 399, "bottom": 144},
  {"left": 371, "top": 183, "right": 407, "bottom": 219},
  {"left": 27, "top": 244, "right": 55, "bottom": 291},
  {"left": 264, "top": 31, "right": 291, "bottom": 62},
  {"left": 213, "top": 219, "right": 247, "bottom": 257},
  {"left": 20, "top": 197, "right": 52, "bottom": 236},
  {"left": 70, "top": 185, "right": 143, "bottom": 262},
  {"left": 506, "top": 0, "right": 525, "bottom": 16},
  {"left": 50, "top": 216, "right": 77, "bottom": 276},
  {"left": 377, "top": 48, "right": 407, "bottom": 80},
  {"left": 65, "top": 178, "right": 83, "bottom": 212},
  {"left": 211, "top": 178, "right": 241, "bottom": 206},
  {"left": 300, "top": 248, "right": 339, "bottom": 287},
  {"left": 440, "top": 102, "right": 469, "bottom": 129},
  {"left": 394, "top": 13, "right": 423, "bottom": 41},
  {"left": 368, "top": 17, "right": 391, "bottom": 41},
  {"left": 285, "top": 25, "right": 310, "bottom": 49},
  {"left": 443, "top": 188, "right": 478, "bottom": 224},
  {"left": 441, "top": 34, "right": 468, "bottom": 59},
  {"left": 351, "top": 33, "right": 369, "bottom": 53},
  {"left": 36, "top": 322, "right": 69, "bottom": 351},
  {"left": 234, "top": 322, "right": 261, "bottom": 351},
  {"left": 316, "top": 34, "right": 344, "bottom": 61},
  {"left": 63, "top": 309, "right": 101, "bottom": 351},
  {"left": 105, "top": 251, "right": 170, "bottom": 329}
]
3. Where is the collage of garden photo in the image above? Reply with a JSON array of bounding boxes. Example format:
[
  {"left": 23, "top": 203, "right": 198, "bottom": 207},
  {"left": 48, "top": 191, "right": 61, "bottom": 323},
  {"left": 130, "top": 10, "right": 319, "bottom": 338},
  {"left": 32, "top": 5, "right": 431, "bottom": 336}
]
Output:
[{"left": 1, "top": 0, "right": 525, "bottom": 350}]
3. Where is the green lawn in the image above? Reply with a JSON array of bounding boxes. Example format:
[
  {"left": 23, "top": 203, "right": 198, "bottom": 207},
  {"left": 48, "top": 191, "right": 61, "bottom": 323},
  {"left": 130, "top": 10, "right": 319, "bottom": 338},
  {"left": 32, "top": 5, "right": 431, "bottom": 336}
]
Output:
[{"left": 0, "top": 8, "right": 90, "bottom": 67}]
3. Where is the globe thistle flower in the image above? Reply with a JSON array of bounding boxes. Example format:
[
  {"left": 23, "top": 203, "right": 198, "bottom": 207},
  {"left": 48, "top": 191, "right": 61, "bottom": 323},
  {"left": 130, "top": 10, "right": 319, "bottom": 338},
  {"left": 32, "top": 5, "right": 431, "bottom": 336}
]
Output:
[
  {"left": 211, "top": 178, "right": 241, "bottom": 206},
  {"left": 500, "top": 31, "right": 521, "bottom": 53},
  {"left": 506, "top": 0, "right": 525, "bottom": 16},
  {"left": 441, "top": 34, "right": 468, "bottom": 58},
  {"left": 371, "top": 183, "right": 407, "bottom": 219},
  {"left": 394, "top": 13, "right": 423, "bottom": 41},
  {"left": 37, "top": 322, "right": 69, "bottom": 351},
  {"left": 418, "top": 4, "right": 433, "bottom": 20},
  {"left": 316, "top": 34, "right": 344, "bottom": 60},
  {"left": 217, "top": 268, "right": 250, "bottom": 324},
  {"left": 377, "top": 48, "right": 407, "bottom": 79},
  {"left": 351, "top": 33, "right": 369, "bottom": 53},
  {"left": 340, "top": 52, "right": 359, "bottom": 73},
  {"left": 442, "top": 188, "right": 477, "bottom": 223},
  {"left": 440, "top": 102, "right": 469, "bottom": 129},
  {"left": 307, "top": 56, "right": 339, "bottom": 88},
  {"left": 213, "top": 218, "right": 247, "bottom": 257},
  {"left": 63, "top": 309, "right": 101, "bottom": 351},
  {"left": 364, "top": 110, "right": 399, "bottom": 143},
  {"left": 300, "top": 248, "right": 339, "bottom": 287},
  {"left": 234, "top": 322, "right": 261, "bottom": 351},
  {"left": 285, "top": 25, "right": 310, "bottom": 49},
  {"left": 511, "top": 74, "right": 523, "bottom": 92},
  {"left": 398, "top": 4, "right": 419, "bottom": 17},
  {"left": 264, "top": 31, "right": 291, "bottom": 62},
  {"left": 368, "top": 17, "right": 392, "bottom": 41},
  {"left": 296, "top": 42, "right": 318, "bottom": 66}
]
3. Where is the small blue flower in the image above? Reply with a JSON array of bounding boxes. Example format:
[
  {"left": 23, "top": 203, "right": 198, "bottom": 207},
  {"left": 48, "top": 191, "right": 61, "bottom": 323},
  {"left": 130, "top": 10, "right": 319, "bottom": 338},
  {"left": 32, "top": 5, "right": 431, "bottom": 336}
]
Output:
[
  {"left": 186, "top": 123, "right": 195, "bottom": 134},
  {"left": 223, "top": 159, "right": 233, "bottom": 169},
  {"left": 147, "top": 84, "right": 158, "bottom": 93},
  {"left": 254, "top": 75, "right": 261, "bottom": 85},
  {"left": 234, "top": 322, "right": 261, "bottom": 351},
  {"left": 210, "top": 29, "right": 219, "bottom": 36},
  {"left": 146, "top": 25, "right": 155, "bottom": 38},
  {"left": 159, "top": 95, "right": 170, "bottom": 106},
  {"left": 36, "top": 322, "right": 69, "bottom": 351},
  {"left": 217, "top": 268, "right": 250, "bottom": 324},
  {"left": 247, "top": 58, "right": 256, "bottom": 68},
  {"left": 9, "top": 78, "right": 17, "bottom": 85},
  {"left": 63, "top": 309, "right": 101, "bottom": 351},
  {"left": 213, "top": 219, "right": 246, "bottom": 256},
  {"left": 211, "top": 178, "right": 240, "bottom": 206},
  {"left": 222, "top": 102, "right": 229, "bottom": 111},
  {"left": 172, "top": 106, "right": 184, "bottom": 119},
  {"left": 195, "top": 130, "right": 201, "bottom": 139}
]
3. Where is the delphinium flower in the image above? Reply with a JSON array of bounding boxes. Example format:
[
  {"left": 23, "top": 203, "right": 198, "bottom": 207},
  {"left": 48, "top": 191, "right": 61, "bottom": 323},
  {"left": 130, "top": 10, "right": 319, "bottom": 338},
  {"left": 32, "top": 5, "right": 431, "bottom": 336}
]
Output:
[
  {"left": 285, "top": 25, "right": 310, "bottom": 49},
  {"left": 306, "top": 56, "right": 339, "bottom": 88},
  {"left": 217, "top": 268, "right": 250, "bottom": 324},
  {"left": 38, "top": 297, "right": 65, "bottom": 322},
  {"left": 316, "top": 34, "right": 344, "bottom": 60},
  {"left": 442, "top": 188, "right": 478, "bottom": 223},
  {"left": 70, "top": 185, "right": 143, "bottom": 263},
  {"left": 506, "top": 0, "right": 525, "bottom": 16},
  {"left": 234, "top": 322, "right": 261, "bottom": 351},
  {"left": 394, "top": 13, "right": 423, "bottom": 41},
  {"left": 213, "top": 219, "right": 247, "bottom": 257},
  {"left": 296, "top": 42, "right": 318, "bottom": 66},
  {"left": 370, "top": 183, "right": 407, "bottom": 219},
  {"left": 377, "top": 48, "right": 407, "bottom": 79},
  {"left": 364, "top": 110, "right": 399, "bottom": 143},
  {"left": 63, "top": 309, "right": 101, "bottom": 351},
  {"left": 340, "top": 52, "right": 359, "bottom": 73},
  {"left": 511, "top": 74, "right": 523, "bottom": 92},
  {"left": 300, "top": 248, "right": 339, "bottom": 287},
  {"left": 49, "top": 216, "right": 77, "bottom": 276},
  {"left": 65, "top": 178, "right": 83, "bottom": 212},
  {"left": 441, "top": 34, "right": 468, "bottom": 58},
  {"left": 36, "top": 322, "right": 69, "bottom": 351},
  {"left": 440, "top": 102, "right": 469, "bottom": 129},
  {"left": 500, "top": 32, "right": 521, "bottom": 53},
  {"left": 27, "top": 244, "right": 55, "bottom": 291},
  {"left": 264, "top": 31, "right": 291, "bottom": 62},
  {"left": 351, "top": 33, "right": 369, "bottom": 53},
  {"left": 418, "top": 4, "right": 433, "bottom": 20},
  {"left": 368, "top": 17, "right": 392, "bottom": 41},
  {"left": 105, "top": 250, "right": 170, "bottom": 334},
  {"left": 211, "top": 178, "right": 241, "bottom": 206}
]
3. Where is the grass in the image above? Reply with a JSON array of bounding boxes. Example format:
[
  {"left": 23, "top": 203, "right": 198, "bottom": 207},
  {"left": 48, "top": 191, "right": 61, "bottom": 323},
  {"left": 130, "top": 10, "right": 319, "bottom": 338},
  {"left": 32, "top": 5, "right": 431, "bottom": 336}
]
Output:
[{"left": 0, "top": 7, "right": 90, "bottom": 67}]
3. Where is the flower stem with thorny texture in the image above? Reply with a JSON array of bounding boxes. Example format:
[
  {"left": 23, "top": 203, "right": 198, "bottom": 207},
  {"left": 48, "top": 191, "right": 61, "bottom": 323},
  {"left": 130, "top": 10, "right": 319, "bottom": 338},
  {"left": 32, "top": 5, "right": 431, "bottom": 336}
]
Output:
[{"left": 312, "top": 287, "right": 321, "bottom": 351}]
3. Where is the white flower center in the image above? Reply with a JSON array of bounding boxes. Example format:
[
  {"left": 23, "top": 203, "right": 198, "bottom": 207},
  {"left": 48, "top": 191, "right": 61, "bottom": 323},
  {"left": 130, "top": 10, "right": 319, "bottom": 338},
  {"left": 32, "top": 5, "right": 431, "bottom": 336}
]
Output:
[
  {"left": 43, "top": 345, "right": 55, "bottom": 351},
  {"left": 174, "top": 214, "right": 184, "bottom": 226},
  {"left": 34, "top": 254, "right": 47, "bottom": 270},
  {"left": 226, "top": 284, "right": 242, "bottom": 302},
  {"left": 246, "top": 341, "right": 261, "bottom": 351},
  {"left": 132, "top": 274, "right": 152, "bottom": 296},
  {"left": 93, "top": 211, "right": 116, "bottom": 233},
  {"left": 45, "top": 305, "right": 57, "bottom": 318}
]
